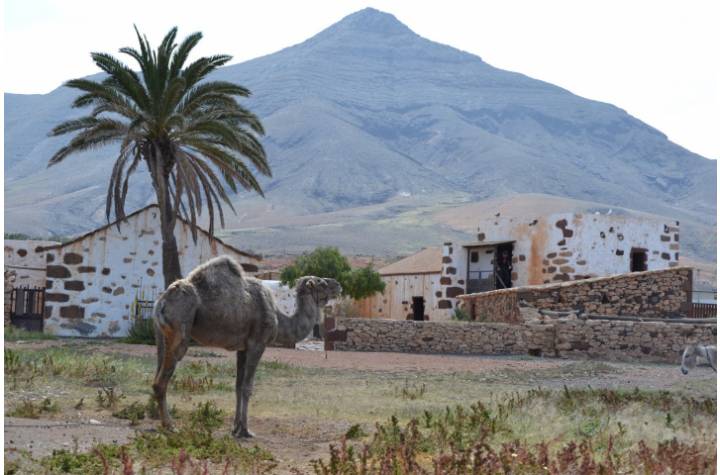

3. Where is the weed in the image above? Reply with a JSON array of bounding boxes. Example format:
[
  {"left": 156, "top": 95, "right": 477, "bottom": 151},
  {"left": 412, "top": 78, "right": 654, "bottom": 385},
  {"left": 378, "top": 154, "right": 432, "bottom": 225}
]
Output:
[
  {"left": 345, "top": 424, "right": 367, "bottom": 440},
  {"left": 96, "top": 387, "right": 125, "bottom": 409},
  {"left": 394, "top": 380, "right": 426, "bottom": 400},
  {"left": 172, "top": 375, "right": 219, "bottom": 393},
  {"left": 40, "top": 444, "right": 120, "bottom": 474},
  {"left": 123, "top": 317, "right": 156, "bottom": 345},
  {"left": 132, "top": 401, "right": 276, "bottom": 469},
  {"left": 85, "top": 359, "right": 119, "bottom": 387},
  {"left": 7, "top": 398, "right": 59, "bottom": 418},
  {"left": 4, "top": 348, "right": 21, "bottom": 375},
  {"left": 451, "top": 307, "right": 471, "bottom": 321},
  {"left": 113, "top": 401, "right": 146, "bottom": 425}
]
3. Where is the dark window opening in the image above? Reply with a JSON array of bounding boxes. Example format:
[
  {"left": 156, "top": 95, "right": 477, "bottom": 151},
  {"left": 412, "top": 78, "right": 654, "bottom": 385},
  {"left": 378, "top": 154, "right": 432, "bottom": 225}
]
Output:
[
  {"left": 470, "top": 251, "right": 479, "bottom": 263},
  {"left": 412, "top": 297, "right": 425, "bottom": 321},
  {"left": 630, "top": 248, "right": 648, "bottom": 272}
]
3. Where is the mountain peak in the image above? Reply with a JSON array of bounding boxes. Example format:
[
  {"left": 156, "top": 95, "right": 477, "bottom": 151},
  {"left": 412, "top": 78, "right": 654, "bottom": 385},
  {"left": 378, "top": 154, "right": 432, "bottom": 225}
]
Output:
[{"left": 324, "top": 7, "right": 414, "bottom": 37}]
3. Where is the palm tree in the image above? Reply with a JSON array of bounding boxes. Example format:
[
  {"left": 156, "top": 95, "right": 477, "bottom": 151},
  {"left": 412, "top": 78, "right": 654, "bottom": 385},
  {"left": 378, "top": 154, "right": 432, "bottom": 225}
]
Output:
[{"left": 48, "top": 27, "right": 270, "bottom": 287}]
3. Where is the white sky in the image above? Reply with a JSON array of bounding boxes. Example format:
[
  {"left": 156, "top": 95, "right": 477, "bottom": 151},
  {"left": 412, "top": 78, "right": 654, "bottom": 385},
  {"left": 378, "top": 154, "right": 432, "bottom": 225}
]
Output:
[{"left": 3, "top": 0, "right": 720, "bottom": 159}]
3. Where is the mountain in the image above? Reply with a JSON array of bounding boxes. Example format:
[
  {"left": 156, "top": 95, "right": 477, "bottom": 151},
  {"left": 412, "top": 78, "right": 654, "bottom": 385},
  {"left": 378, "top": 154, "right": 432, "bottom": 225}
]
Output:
[{"left": 4, "top": 8, "right": 717, "bottom": 260}]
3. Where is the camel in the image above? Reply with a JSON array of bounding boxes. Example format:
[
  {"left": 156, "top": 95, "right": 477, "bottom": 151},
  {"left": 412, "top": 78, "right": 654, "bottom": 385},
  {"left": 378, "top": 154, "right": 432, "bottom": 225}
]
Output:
[
  {"left": 151, "top": 255, "right": 341, "bottom": 438},
  {"left": 680, "top": 344, "right": 717, "bottom": 375}
]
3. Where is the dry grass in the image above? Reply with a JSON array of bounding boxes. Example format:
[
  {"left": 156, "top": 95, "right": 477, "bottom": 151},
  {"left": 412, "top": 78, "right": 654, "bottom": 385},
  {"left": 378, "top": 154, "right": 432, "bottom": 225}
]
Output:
[{"left": 4, "top": 340, "right": 716, "bottom": 474}]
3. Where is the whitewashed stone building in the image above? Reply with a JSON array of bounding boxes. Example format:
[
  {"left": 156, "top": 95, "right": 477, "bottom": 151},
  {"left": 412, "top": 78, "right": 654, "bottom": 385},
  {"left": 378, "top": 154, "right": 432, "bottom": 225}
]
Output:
[
  {"left": 40, "top": 205, "right": 261, "bottom": 337},
  {"left": 5, "top": 239, "right": 60, "bottom": 288},
  {"left": 438, "top": 212, "right": 680, "bottom": 312},
  {"left": 357, "top": 247, "right": 448, "bottom": 321}
]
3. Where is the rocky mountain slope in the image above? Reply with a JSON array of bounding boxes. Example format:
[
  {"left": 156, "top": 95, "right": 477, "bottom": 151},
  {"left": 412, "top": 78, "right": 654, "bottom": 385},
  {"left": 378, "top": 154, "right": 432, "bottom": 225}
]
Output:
[{"left": 4, "top": 8, "right": 716, "bottom": 259}]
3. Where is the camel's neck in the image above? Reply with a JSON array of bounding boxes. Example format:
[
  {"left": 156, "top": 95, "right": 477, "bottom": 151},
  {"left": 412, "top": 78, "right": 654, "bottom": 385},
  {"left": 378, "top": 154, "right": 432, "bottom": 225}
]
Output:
[{"left": 275, "top": 293, "right": 322, "bottom": 345}]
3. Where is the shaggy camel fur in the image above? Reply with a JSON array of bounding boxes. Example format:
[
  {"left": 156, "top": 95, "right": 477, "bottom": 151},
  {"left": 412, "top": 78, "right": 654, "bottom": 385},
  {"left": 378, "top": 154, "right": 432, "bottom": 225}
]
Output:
[
  {"left": 152, "top": 255, "right": 341, "bottom": 438},
  {"left": 680, "top": 344, "right": 717, "bottom": 374}
]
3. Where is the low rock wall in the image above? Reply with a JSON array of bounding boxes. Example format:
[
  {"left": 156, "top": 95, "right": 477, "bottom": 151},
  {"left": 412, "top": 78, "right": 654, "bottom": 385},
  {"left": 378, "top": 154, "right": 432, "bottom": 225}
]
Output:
[
  {"left": 460, "top": 267, "right": 693, "bottom": 321},
  {"left": 324, "top": 317, "right": 716, "bottom": 364}
]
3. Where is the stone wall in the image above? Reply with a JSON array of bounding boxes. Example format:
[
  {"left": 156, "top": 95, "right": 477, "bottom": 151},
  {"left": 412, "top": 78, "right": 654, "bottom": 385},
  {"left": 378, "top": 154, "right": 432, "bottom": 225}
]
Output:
[
  {"left": 324, "top": 317, "right": 716, "bottom": 364},
  {"left": 437, "top": 242, "right": 467, "bottom": 313},
  {"left": 4, "top": 268, "right": 16, "bottom": 325},
  {"left": 42, "top": 206, "right": 261, "bottom": 337},
  {"left": 460, "top": 267, "right": 693, "bottom": 321},
  {"left": 4, "top": 239, "right": 59, "bottom": 287},
  {"left": 470, "top": 289, "right": 521, "bottom": 323}
]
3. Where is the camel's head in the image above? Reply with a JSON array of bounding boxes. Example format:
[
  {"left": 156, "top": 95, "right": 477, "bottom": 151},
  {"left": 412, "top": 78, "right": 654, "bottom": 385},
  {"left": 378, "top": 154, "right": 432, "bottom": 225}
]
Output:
[{"left": 296, "top": 276, "right": 343, "bottom": 305}]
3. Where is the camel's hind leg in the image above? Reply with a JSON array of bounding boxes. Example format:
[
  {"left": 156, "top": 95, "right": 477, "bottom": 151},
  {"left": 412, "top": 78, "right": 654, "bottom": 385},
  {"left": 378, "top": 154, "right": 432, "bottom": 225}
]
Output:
[{"left": 153, "top": 323, "right": 190, "bottom": 430}]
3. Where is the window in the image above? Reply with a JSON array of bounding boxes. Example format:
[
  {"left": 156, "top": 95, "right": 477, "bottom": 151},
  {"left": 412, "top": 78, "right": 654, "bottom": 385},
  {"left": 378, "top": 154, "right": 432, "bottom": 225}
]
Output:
[
  {"left": 470, "top": 251, "right": 479, "bottom": 263},
  {"left": 630, "top": 248, "right": 648, "bottom": 272}
]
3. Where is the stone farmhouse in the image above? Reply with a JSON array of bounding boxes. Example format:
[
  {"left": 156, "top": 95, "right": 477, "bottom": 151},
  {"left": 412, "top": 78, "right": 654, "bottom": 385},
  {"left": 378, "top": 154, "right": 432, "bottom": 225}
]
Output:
[
  {"left": 6, "top": 205, "right": 262, "bottom": 337},
  {"left": 358, "top": 212, "right": 680, "bottom": 321},
  {"left": 438, "top": 212, "right": 680, "bottom": 312},
  {"left": 356, "top": 247, "right": 444, "bottom": 321}
]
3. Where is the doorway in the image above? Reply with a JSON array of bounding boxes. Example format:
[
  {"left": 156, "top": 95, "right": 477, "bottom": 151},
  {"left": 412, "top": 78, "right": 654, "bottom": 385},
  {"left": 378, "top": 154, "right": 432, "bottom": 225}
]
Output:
[
  {"left": 630, "top": 248, "right": 648, "bottom": 272},
  {"left": 412, "top": 297, "right": 425, "bottom": 321},
  {"left": 10, "top": 287, "right": 45, "bottom": 332},
  {"left": 494, "top": 243, "right": 514, "bottom": 289}
]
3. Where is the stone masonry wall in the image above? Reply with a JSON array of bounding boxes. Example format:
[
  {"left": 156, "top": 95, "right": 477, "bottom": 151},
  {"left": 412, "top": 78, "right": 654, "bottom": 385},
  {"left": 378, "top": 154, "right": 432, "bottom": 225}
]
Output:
[
  {"left": 460, "top": 267, "right": 693, "bottom": 321},
  {"left": 469, "top": 290, "right": 522, "bottom": 323},
  {"left": 324, "top": 317, "right": 716, "bottom": 364},
  {"left": 437, "top": 242, "right": 467, "bottom": 313},
  {"left": 476, "top": 212, "right": 680, "bottom": 286},
  {"left": 42, "top": 206, "right": 261, "bottom": 337}
]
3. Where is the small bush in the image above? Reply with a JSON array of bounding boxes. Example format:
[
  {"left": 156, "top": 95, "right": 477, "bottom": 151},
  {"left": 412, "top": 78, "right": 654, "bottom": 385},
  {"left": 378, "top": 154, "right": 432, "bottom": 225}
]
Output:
[
  {"left": 345, "top": 424, "right": 368, "bottom": 440},
  {"left": 113, "top": 401, "right": 146, "bottom": 425},
  {"left": 96, "top": 387, "right": 125, "bottom": 409},
  {"left": 123, "top": 318, "right": 156, "bottom": 345},
  {"left": 8, "top": 398, "right": 60, "bottom": 418},
  {"left": 451, "top": 307, "right": 471, "bottom": 321}
]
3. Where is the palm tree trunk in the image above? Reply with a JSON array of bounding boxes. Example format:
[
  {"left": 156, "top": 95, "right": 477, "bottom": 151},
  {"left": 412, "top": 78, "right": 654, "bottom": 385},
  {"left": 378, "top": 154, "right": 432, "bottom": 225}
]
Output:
[
  {"left": 148, "top": 144, "right": 183, "bottom": 288},
  {"left": 159, "top": 194, "right": 182, "bottom": 288}
]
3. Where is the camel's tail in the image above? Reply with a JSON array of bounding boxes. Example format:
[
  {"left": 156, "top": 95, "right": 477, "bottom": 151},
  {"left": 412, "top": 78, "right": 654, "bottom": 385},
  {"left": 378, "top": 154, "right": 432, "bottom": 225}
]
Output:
[{"left": 153, "top": 298, "right": 168, "bottom": 328}]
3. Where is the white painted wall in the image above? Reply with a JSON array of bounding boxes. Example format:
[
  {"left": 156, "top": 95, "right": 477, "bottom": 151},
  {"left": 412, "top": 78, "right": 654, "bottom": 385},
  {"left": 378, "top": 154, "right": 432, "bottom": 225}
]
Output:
[
  {"left": 43, "top": 206, "right": 261, "bottom": 337},
  {"left": 475, "top": 212, "right": 679, "bottom": 286},
  {"left": 439, "top": 212, "right": 679, "bottom": 304},
  {"left": 262, "top": 280, "right": 296, "bottom": 315},
  {"left": 4, "top": 239, "right": 59, "bottom": 287},
  {"left": 359, "top": 273, "right": 447, "bottom": 321}
]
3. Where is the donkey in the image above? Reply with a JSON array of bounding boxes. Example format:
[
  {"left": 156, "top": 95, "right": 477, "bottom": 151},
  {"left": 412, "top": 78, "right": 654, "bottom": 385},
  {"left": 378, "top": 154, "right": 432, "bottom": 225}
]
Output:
[{"left": 680, "top": 344, "right": 717, "bottom": 374}]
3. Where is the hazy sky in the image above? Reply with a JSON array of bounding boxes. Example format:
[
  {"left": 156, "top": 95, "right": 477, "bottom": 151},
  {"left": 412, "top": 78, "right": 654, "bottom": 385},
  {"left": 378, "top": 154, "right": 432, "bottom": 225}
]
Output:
[{"left": 4, "top": 0, "right": 719, "bottom": 159}]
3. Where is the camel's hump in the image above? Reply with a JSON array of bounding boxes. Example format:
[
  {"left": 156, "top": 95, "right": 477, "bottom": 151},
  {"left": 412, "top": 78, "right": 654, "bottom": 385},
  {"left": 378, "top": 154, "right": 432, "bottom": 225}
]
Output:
[{"left": 186, "top": 255, "right": 247, "bottom": 283}]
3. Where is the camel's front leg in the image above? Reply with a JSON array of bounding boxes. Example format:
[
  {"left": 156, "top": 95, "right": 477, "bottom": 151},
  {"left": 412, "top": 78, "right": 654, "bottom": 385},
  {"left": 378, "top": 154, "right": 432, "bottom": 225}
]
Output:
[{"left": 232, "top": 345, "right": 265, "bottom": 438}]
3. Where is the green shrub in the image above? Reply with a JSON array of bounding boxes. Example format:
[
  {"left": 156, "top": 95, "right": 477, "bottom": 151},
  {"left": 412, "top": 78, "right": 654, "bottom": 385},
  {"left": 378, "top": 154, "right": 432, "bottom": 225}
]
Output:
[
  {"left": 451, "top": 307, "right": 471, "bottom": 321},
  {"left": 280, "top": 246, "right": 385, "bottom": 299},
  {"left": 123, "top": 318, "right": 156, "bottom": 345},
  {"left": 5, "top": 326, "right": 56, "bottom": 342}
]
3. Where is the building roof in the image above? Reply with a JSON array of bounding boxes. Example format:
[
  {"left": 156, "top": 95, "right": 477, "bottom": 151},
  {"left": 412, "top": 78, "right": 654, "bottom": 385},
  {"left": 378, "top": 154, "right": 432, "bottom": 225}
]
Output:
[
  {"left": 462, "top": 240, "right": 515, "bottom": 248},
  {"left": 379, "top": 247, "right": 442, "bottom": 276},
  {"left": 39, "top": 204, "right": 261, "bottom": 260}
]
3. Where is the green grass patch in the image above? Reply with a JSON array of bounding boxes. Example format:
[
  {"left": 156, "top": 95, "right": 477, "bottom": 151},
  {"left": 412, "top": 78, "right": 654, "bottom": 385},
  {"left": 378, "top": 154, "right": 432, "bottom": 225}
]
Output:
[{"left": 4, "top": 326, "right": 56, "bottom": 342}]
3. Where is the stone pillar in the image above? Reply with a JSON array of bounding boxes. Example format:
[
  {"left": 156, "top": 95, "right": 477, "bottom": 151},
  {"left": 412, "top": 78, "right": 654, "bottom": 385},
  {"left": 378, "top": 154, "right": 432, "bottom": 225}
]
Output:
[{"left": 4, "top": 268, "right": 17, "bottom": 325}]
